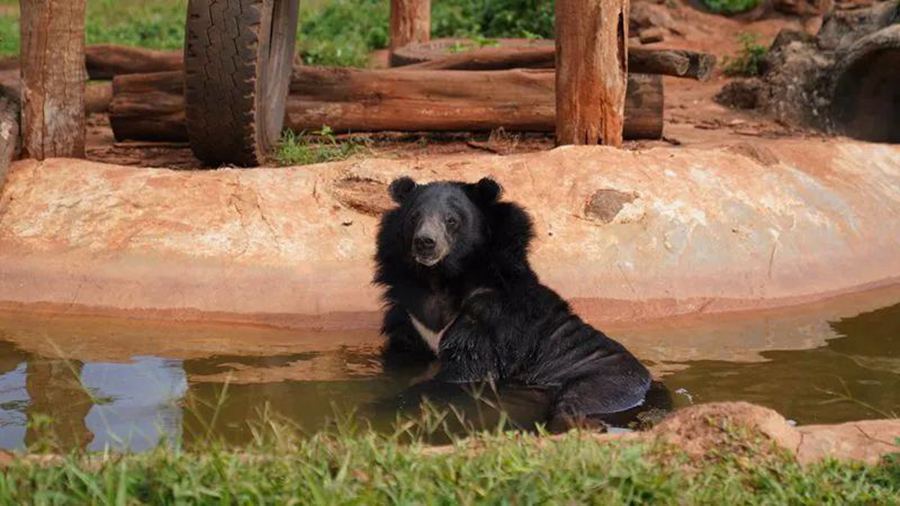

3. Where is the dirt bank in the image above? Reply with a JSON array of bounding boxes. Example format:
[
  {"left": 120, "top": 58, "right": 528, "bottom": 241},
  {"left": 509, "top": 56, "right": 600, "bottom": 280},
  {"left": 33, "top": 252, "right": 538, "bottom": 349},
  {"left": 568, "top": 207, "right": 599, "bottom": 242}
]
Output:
[
  {"left": 0, "top": 138, "right": 898, "bottom": 329},
  {"left": 422, "top": 402, "right": 900, "bottom": 466}
]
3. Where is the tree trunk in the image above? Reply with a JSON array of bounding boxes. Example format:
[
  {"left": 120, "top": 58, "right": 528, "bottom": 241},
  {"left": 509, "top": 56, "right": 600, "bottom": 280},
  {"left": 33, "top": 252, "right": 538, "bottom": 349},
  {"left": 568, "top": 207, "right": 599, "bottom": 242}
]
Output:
[
  {"left": 109, "top": 68, "right": 663, "bottom": 141},
  {"left": 390, "top": 0, "right": 430, "bottom": 52},
  {"left": 555, "top": 0, "right": 629, "bottom": 146},
  {"left": 19, "top": 0, "right": 86, "bottom": 159},
  {"left": 0, "top": 88, "right": 20, "bottom": 190}
]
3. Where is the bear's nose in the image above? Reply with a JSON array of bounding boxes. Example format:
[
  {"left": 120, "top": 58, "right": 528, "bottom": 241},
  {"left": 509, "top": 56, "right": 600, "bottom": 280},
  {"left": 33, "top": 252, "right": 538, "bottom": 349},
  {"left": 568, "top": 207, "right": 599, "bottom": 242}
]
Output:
[{"left": 414, "top": 236, "right": 435, "bottom": 253}]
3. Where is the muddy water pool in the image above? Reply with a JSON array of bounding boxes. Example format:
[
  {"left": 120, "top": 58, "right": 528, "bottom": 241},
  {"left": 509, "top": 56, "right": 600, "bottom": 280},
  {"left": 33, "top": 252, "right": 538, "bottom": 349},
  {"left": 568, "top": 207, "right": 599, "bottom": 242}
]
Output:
[{"left": 0, "top": 289, "right": 897, "bottom": 451}]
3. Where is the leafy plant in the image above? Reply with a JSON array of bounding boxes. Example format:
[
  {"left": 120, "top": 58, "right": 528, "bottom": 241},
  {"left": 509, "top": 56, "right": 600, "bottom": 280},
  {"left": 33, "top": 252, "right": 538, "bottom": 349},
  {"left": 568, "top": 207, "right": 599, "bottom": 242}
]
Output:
[{"left": 723, "top": 33, "right": 768, "bottom": 77}]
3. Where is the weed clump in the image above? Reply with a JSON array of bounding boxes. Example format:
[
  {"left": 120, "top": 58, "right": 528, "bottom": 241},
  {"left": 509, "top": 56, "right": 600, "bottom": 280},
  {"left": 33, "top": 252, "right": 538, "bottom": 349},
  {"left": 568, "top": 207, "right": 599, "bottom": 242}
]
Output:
[
  {"left": 724, "top": 33, "right": 769, "bottom": 77},
  {"left": 273, "top": 127, "right": 368, "bottom": 166}
]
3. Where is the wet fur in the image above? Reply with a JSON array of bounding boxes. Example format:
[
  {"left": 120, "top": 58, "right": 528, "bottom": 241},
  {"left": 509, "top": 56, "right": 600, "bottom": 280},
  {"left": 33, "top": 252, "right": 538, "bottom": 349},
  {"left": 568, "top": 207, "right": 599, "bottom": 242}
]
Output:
[{"left": 374, "top": 178, "right": 652, "bottom": 424}]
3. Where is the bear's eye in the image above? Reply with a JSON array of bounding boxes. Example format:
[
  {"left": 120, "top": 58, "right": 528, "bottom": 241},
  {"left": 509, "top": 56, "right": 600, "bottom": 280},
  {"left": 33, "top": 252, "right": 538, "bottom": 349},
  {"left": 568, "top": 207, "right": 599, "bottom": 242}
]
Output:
[{"left": 445, "top": 216, "right": 459, "bottom": 229}]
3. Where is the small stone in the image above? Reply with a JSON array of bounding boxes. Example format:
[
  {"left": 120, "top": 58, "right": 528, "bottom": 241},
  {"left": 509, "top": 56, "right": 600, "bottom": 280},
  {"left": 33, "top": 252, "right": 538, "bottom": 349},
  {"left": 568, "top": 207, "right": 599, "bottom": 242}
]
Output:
[
  {"left": 584, "top": 189, "right": 638, "bottom": 224},
  {"left": 714, "top": 78, "right": 764, "bottom": 110},
  {"left": 639, "top": 27, "right": 665, "bottom": 44}
]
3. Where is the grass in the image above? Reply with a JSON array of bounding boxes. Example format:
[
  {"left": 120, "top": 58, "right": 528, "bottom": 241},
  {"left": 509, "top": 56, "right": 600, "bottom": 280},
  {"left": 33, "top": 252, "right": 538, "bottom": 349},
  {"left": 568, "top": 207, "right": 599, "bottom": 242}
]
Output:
[
  {"left": 0, "top": 0, "right": 188, "bottom": 55},
  {"left": 273, "top": 127, "right": 368, "bottom": 166},
  {"left": 0, "top": 0, "right": 556, "bottom": 67},
  {"left": 701, "top": 0, "right": 761, "bottom": 15},
  {"left": 724, "top": 33, "right": 768, "bottom": 77},
  {"left": 0, "top": 423, "right": 897, "bottom": 504}
]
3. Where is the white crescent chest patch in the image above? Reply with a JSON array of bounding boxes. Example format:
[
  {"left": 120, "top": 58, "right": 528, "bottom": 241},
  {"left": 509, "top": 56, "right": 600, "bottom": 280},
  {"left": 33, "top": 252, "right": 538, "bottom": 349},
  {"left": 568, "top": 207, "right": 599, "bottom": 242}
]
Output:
[{"left": 408, "top": 313, "right": 458, "bottom": 353}]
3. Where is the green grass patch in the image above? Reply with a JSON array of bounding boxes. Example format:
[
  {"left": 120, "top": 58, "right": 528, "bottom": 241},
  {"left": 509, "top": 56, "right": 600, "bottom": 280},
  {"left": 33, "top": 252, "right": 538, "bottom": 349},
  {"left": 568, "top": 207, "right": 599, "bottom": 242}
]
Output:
[
  {"left": 701, "top": 0, "right": 761, "bottom": 15},
  {"left": 0, "top": 0, "right": 557, "bottom": 66},
  {"left": 0, "top": 427, "right": 897, "bottom": 504},
  {"left": 273, "top": 127, "right": 368, "bottom": 166},
  {"left": 724, "top": 33, "right": 768, "bottom": 77},
  {"left": 0, "top": 0, "right": 189, "bottom": 55}
]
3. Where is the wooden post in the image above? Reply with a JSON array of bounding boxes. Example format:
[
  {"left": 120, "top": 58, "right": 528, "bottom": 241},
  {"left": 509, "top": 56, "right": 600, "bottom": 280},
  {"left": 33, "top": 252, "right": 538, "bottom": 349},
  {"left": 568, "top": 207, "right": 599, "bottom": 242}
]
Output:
[
  {"left": 390, "top": 0, "right": 430, "bottom": 51},
  {"left": 555, "top": 0, "right": 629, "bottom": 146},
  {"left": 0, "top": 87, "right": 20, "bottom": 190},
  {"left": 19, "top": 0, "right": 87, "bottom": 160}
]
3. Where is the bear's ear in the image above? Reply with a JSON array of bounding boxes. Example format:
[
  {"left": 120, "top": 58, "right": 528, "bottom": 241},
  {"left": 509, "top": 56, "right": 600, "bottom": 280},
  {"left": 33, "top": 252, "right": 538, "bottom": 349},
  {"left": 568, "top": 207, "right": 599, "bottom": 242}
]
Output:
[
  {"left": 388, "top": 176, "right": 417, "bottom": 204},
  {"left": 467, "top": 177, "right": 502, "bottom": 205}
]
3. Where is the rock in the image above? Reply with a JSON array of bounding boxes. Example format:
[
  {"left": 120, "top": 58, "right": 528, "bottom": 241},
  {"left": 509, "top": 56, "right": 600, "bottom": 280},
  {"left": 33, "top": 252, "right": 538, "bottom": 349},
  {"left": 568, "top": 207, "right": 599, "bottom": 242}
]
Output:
[
  {"left": 714, "top": 78, "right": 764, "bottom": 109},
  {"left": 638, "top": 27, "right": 666, "bottom": 44},
  {"left": 650, "top": 402, "right": 900, "bottom": 465},
  {"left": 797, "top": 419, "right": 900, "bottom": 465},
  {"left": 651, "top": 402, "right": 802, "bottom": 461},
  {"left": 757, "top": 37, "right": 834, "bottom": 127},
  {"left": 584, "top": 189, "right": 638, "bottom": 223},
  {"left": 817, "top": 0, "right": 899, "bottom": 51},
  {"left": 773, "top": 0, "right": 833, "bottom": 17},
  {"left": 630, "top": 2, "right": 688, "bottom": 36},
  {"left": 717, "top": 1, "right": 900, "bottom": 135}
]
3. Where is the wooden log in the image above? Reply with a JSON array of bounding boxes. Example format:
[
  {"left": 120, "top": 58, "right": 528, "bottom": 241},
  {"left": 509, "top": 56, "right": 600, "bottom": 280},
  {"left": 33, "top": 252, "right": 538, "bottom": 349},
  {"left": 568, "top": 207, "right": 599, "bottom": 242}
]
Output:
[
  {"left": 109, "top": 68, "right": 662, "bottom": 141},
  {"left": 390, "top": 0, "right": 430, "bottom": 53},
  {"left": 20, "top": 0, "right": 87, "bottom": 159},
  {"left": 110, "top": 71, "right": 186, "bottom": 142},
  {"left": 85, "top": 82, "right": 113, "bottom": 114},
  {"left": 403, "top": 44, "right": 715, "bottom": 80},
  {"left": 391, "top": 38, "right": 553, "bottom": 67},
  {"left": 0, "top": 86, "right": 20, "bottom": 191},
  {"left": 9, "top": 41, "right": 713, "bottom": 82},
  {"left": 2, "top": 45, "right": 183, "bottom": 80},
  {"left": 555, "top": 0, "right": 630, "bottom": 146},
  {"left": 85, "top": 44, "right": 183, "bottom": 80}
]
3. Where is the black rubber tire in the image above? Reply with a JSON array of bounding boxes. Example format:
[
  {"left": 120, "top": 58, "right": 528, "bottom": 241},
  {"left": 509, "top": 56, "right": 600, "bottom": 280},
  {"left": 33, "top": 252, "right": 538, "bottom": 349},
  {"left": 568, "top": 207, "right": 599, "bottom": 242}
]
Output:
[{"left": 184, "top": 0, "right": 299, "bottom": 167}]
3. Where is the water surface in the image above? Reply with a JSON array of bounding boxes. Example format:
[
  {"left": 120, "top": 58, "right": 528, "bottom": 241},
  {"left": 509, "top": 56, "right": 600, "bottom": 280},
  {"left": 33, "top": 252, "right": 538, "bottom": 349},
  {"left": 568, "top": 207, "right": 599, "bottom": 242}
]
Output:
[{"left": 0, "top": 291, "right": 897, "bottom": 451}]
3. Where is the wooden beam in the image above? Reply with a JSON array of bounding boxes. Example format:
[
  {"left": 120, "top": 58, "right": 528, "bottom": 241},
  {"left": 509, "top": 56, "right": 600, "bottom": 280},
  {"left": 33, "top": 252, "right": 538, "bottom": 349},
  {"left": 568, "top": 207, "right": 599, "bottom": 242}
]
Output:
[
  {"left": 402, "top": 44, "right": 715, "bottom": 80},
  {"left": 86, "top": 44, "right": 183, "bottom": 80},
  {"left": 555, "top": 0, "right": 629, "bottom": 146},
  {"left": 390, "top": 0, "right": 431, "bottom": 53},
  {"left": 19, "top": 0, "right": 87, "bottom": 159},
  {"left": 109, "top": 69, "right": 663, "bottom": 141}
]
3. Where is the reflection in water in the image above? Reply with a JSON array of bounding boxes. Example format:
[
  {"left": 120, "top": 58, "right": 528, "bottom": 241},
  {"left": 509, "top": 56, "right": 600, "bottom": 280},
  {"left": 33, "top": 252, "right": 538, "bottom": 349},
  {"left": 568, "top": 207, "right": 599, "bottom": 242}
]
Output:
[
  {"left": 663, "top": 304, "right": 900, "bottom": 425},
  {"left": 81, "top": 357, "right": 186, "bottom": 451},
  {"left": 0, "top": 301, "right": 895, "bottom": 451}
]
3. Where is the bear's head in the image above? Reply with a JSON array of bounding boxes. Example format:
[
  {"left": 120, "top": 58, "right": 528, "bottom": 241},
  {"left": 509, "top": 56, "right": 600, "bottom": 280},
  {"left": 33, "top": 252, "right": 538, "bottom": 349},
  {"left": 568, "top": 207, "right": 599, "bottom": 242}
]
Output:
[{"left": 387, "top": 176, "right": 502, "bottom": 268}]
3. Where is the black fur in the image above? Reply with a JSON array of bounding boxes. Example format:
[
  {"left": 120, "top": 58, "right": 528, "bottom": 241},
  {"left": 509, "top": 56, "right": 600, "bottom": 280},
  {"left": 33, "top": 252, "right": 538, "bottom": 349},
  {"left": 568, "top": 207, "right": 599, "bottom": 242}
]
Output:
[{"left": 374, "top": 177, "right": 652, "bottom": 424}]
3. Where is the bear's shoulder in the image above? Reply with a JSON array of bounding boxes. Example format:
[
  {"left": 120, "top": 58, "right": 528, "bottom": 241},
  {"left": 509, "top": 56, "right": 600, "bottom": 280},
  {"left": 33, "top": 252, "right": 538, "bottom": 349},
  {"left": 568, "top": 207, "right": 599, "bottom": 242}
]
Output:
[{"left": 481, "top": 200, "right": 535, "bottom": 277}]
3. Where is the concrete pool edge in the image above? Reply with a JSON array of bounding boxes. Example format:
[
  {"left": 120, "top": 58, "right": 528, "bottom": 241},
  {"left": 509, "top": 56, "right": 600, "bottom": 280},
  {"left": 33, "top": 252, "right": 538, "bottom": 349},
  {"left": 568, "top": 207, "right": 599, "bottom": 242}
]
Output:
[{"left": 0, "top": 138, "right": 898, "bottom": 329}]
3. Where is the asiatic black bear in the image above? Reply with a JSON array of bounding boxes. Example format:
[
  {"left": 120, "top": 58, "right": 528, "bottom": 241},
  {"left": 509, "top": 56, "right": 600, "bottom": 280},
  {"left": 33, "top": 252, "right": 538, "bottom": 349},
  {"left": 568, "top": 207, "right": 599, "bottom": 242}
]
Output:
[{"left": 374, "top": 176, "right": 652, "bottom": 426}]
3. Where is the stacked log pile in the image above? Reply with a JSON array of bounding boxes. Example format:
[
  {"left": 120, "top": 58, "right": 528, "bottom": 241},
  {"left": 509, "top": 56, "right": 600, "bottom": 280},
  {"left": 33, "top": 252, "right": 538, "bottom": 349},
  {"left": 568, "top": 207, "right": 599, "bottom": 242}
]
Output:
[
  {"left": 97, "top": 42, "right": 715, "bottom": 141},
  {"left": 0, "top": 40, "right": 716, "bottom": 143}
]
